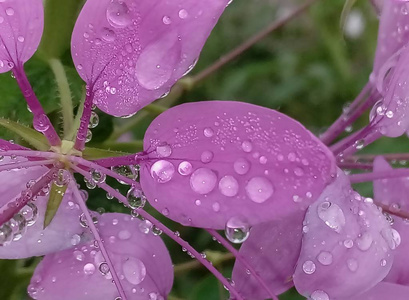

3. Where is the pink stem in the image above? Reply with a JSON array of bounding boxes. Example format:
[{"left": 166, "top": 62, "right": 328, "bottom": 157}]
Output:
[
  {"left": 0, "top": 159, "right": 55, "bottom": 172},
  {"left": 207, "top": 229, "right": 279, "bottom": 300},
  {"left": 69, "top": 177, "right": 127, "bottom": 300},
  {"left": 70, "top": 164, "right": 244, "bottom": 300},
  {"left": 67, "top": 156, "right": 138, "bottom": 187},
  {"left": 74, "top": 89, "right": 93, "bottom": 151},
  {"left": 349, "top": 168, "right": 409, "bottom": 183},
  {"left": 0, "top": 168, "right": 56, "bottom": 227},
  {"left": 13, "top": 66, "right": 61, "bottom": 147},
  {"left": 0, "top": 150, "right": 59, "bottom": 160},
  {"left": 320, "top": 83, "right": 373, "bottom": 145},
  {"left": 337, "top": 162, "right": 373, "bottom": 170},
  {"left": 339, "top": 130, "right": 382, "bottom": 159}
]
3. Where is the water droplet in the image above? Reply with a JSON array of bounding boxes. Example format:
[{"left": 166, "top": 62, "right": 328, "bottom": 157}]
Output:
[
  {"left": 218, "top": 175, "right": 239, "bottom": 197},
  {"left": 17, "top": 36, "right": 24, "bottom": 43},
  {"left": 317, "top": 201, "right": 345, "bottom": 233},
  {"left": 343, "top": 239, "right": 354, "bottom": 248},
  {"left": 106, "top": 0, "right": 132, "bottom": 28},
  {"left": 225, "top": 217, "right": 250, "bottom": 244},
  {"left": 99, "top": 262, "right": 110, "bottom": 275},
  {"left": 178, "top": 161, "right": 193, "bottom": 176},
  {"left": 234, "top": 158, "right": 250, "bottom": 175},
  {"left": 73, "top": 250, "right": 85, "bottom": 261},
  {"left": 21, "top": 202, "right": 38, "bottom": 226},
  {"left": 201, "top": 150, "right": 214, "bottom": 163},
  {"left": 111, "top": 165, "right": 137, "bottom": 183},
  {"left": 0, "top": 224, "right": 12, "bottom": 246},
  {"left": 33, "top": 114, "right": 50, "bottom": 132},
  {"left": 139, "top": 220, "right": 152, "bottom": 234},
  {"left": 91, "top": 169, "right": 106, "bottom": 183},
  {"left": 354, "top": 139, "right": 365, "bottom": 150},
  {"left": 310, "top": 290, "right": 329, "bottom": 300},
  {"left": 245, "top": 177, "right": 273, "bottom": 203},
  {"left": 317, "top": 251, "right": 333, "bottom": 266},
  {"left": 178, "top": 9, "right": 188, "bottom": 19},
  {"left": 88, "top": 111, "right": 99, "bottom": 128},
  {"left": 156, "top": 143, "right": 172, "bottom": 158},
  {"left": 162, "top": 15, "right": 171, "bottom": 25},
  {"left": 302, "top": 260, "right": 316, "bottom": 275},
  {"left": 101, "top": 27, "right": 116, "bottom": 42},
  {"left": 71, "top": 234, "right": 81, "bottom": 245},
  {"left": 83, "top": 263, "right": 95, "bottom": 275},
  {"left": 241, "top": 140, "right": 253, "bottom": 153},
  {"left": 126, "top": 187, "right": 146, "bottom": 209},
  {"left": 150, "top": 160, "right": 175, "bottom": 183},
  {"left": 203, "top": 127, "right": 214, "bottom": 138},
  {"left": 122, "top": 258, "right": 146, "bottom": 285},
  {"left": 190, "top": 168, "right": 217, "bottom": 194},
  {"left": 118, "top": 230, "right": 131, "bottom": 240},
  {"left": 356, "top": 232, "right": 373, "bottom": 251},
  {"left": 5, "top": 8, "right": 14, "bottom": 16},
  {"left": 381, "top": 228, "right": 401, "bottom": 250},
  {"left": 347, "top": 258, "right": 358, "bottom": 272},
  {"left": 9, "top": 214, "right": 26, "bottom": 241},
  {"left": 380, "top": 259, "right": 387, "bottom": 266}
]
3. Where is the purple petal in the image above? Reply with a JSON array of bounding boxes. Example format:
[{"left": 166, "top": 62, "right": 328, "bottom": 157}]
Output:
[
  {"left": 71, "top": 0, "right": 229, "bottom": 117},
  {"left": 347, "top": 282, "right": 409, "bottom": 300},
  {"left": 0, "top": 0, "right": 44, "bottom": 72},
  {"left": 28, "top": 213, "right": 173, "bottom": 300},
  {"left": 293, "top": 170, "right": 396, "bottom": 299},
  {"left": 231, "top": 212, "right": 304, "bottom": 299},
  {"left": 373, "top": 156, "right": 409, "bottom": 285},
  {"left": 140, "top": 101, "right": 336, "bottom": 229},
  {"left": 0, "top": 157, "right": 84, "bottom": 258}
]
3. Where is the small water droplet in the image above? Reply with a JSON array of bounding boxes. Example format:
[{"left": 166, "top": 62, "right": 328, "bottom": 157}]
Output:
[
  {"left": 310, "top": 290, "right": 329, "bottom": 300},
  {"left": 245, "top": 177, "right": 273, "bottom": 203},
  {"left": 201, "top": 150, "right": 214, "bottom": 163},
  {"left": 126, "top": 187, "right": 146, "bottom": 209},
  {"left": 178, "top": 9, "right": 188, "bottom": 19},
  {"left": 356, "top": 232, "right": 373, "bottom": 251},
  {"left": 190, "top": 168, "right": 217, "bottom": 194},
  {"left": 101, "top": 27, "right": 116, "bottom": 42},
  {"left": 156, "top": 143, "right": 172, "bottom": 158},
  {"left": 88, "top": 111, "right": 99, "bottom": 128},
  {"left": 33, "top": 114, "right": 50, "bottom": 133},
  {"left": 122, "top": 258, "right": 146, "bottom": 285},
  {"left": 99, "top": 262, "right": 110, "bottom": 275},
  {"left": 150, "top": 160, "right": 175, "bottom": 183},
  {"left": 178, "top": 161, "right": 193, "bottom": 176},
  {"left": 5, "top": 8, "right": 14, "bottom": 16},
  {"left": 106, "top": 0, "right": 132, "bottom": 28},
  {"left": 317, "top": 201, "right": 345, "bottom": 233},
  {"left": 302, "top": 260, "right": 316, "bottom": 275},
  {"left": 218, "top": 175, "right": 239, "bottom": 197},
  {"left": 317, "top": 251, "right": 333, "bottom": 266},
  {"left": 203, "top": 127, "right": 214, "bottom": 138},
  {"left": 234, "top": 158, "right": 251, "bottom": 175},
  {"left": 225, "top": 217, "right": 250, "bottom": 244},
  {"left": 347, "top": 258, "right": 358, "bottom": 272},
  {"left": 162, "top": 15, "right": 171, "bottom": 25},
  {"left": 83, "top": 263, "right": 96, "bottom": 275},
  {"left": 241, "top": 140, "right": 253, "bottom": 153}
]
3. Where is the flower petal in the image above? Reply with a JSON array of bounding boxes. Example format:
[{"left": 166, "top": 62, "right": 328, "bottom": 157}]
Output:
[
  {"left": 373, "top": 156, "right": 409, "bottom": 285},
  {"left": 28, "top": 213, "right": 173, "bottom": 300},
  {"left": 231, "top": 212, "right": 304, "bottom": 299},
  {"left": 71, "top": 0, "right": 229, "bottom": 117},
  {"left": 347, "top": 282, "right": 409, "bottom": 300},
  {"left": 140, "top": 101, "right": 336, "bottom": 229},
  {"left": 293, "top": 170, "right": 396, "bottom": 299},
  {"left": 0, "top": 0, "right": 44, "bottom": 72},
  {"left": 0, "top": 157, "right": 84, "bottom": 258}
]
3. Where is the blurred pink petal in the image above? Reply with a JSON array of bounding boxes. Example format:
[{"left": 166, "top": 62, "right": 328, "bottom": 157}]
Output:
[
  {"left": 373, "top": 156, "right": 409, "bottom": 285},
  {"left": 28, "top": 213, "right": 173, "bottom": 300},
  {"left": 232, "top": 212, "right": 304, "bottom": 299},
  {"left": 0, "top": 156, "right": 84, "bottom": 258},
  {"left": 140, "top": 101, "right": 336, "bottom": 229},
  {"left": 293, "top": 171, "right": 396, "bottom": 299},
  {"left": 0, "top": 0, "right": 44, "bottom": 72},
  {"left": 71, "top": 0, "right": 230, "bottom": 117},
  {"left": 347, "top": 282, "right": 409, "bottom": 300}
]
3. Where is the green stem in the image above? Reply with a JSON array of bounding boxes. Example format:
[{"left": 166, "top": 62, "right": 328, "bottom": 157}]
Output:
[
  {"left": 49, "top": 58, "right": 74, "bottom": 138},
  {"left": 174, "top": 252, "right": 234, "bottom": 275},
  {"left": 67, "top": 88, "right": 86, "bottom": 141}
]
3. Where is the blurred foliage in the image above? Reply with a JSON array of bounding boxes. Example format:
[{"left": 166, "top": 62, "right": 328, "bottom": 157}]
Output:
[{"left": 0, "top": 0, "right": 406, "bottom": 299}]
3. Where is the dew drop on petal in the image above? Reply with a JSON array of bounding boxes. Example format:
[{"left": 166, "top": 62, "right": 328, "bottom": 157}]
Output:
[
  {"left": 33, "top": 114, "right": 50, "bottom": 133},
  {"left": 201, "top": 150, "right": 214, "bottom": 163},
  {"left": 317, "top": 201, "right": 345, "bottom": 233},
  {"left": 150, "top": 160, "right": 175, "bottom": 183},
  {"left": 347, "top": 258, "right": 358, "bottom": 272},
  {"left": 218, "top": 175, "right": 239, "bottom": 197},
  {"left": 83, "top": 263, "right": 95, "bottom": 275},
  {"left": 234, "top": 158, "right": 250, "bottom": 175},
  {"left": 381, "top": 228, "right": 401, "bottom": 250},
  {"left": 106, "top": 0, "right": 132, "bottom": 28},
  {"left": 317, "top": 251, "right": 333, "bottom": 266},
  {"left": 241, "top": 140, "right": 253, "bottom": 153},
  {"left": 122, "top": 258, "right": 146, "bottom": 285},
  {"left": 203, "top": 127, "right": 214, "bottom": 138},
  {"left": 190, "top": 168, "right": 217, "bottom": 195},
  {"left": 356, "top": 232, "right": 373, "bottom": 251},
  {"left": 178, "top": 9, "right": 188, "bottom": 19},
  {"left": 178, "top": 161, "right": 193, "bottom": 176},
  {"left": 156, "top": 143, "right": 172, "bottom": 158},
  {"left": 310, "top": 290, "right": 329, "bottom": 300},
  {"left": 302, "top": 260, "right": 316, "bottom": 275},
  {"left": 225, "top": 217, "right": 250, "bottom": 244},
  {"left": 245, "top": 177, "right": 273, "bottom": 203}
]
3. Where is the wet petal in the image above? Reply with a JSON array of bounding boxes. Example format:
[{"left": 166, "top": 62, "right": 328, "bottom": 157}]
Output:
[
  {"left": 232, "top": 212, "right": 304, "bottom": 299},
  {"left": 28, "top": 213, "right": 173, "bottom": 300},
  {"left": 71, "top": 0, "right": 230, "bottom": 117},
  {"left": 373, "top": 156, "right": 409, "bottom": 285},
  {"left": 347, "top": 282, "right": 409, "bottom": 300},
  {"left": 140, "top": 101, "right": 336, "bottom": 229},
  {"left": 293, "top": 170, "right": 395, "bottom": 299},
  {"left": 0, "top": 157, "right": 84, "bottom": 258},
  {"left": 0, "top": 0, "right": 44, "bottom": 72}
]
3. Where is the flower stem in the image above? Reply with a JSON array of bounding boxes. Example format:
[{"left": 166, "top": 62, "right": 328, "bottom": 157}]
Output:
[
  {"left": 0, "top": 159, "right": 55, "bottom": 172},
  {"left": 74, "top": 88, "right": 94, "bottom": 151},
  {"left": 349, "top": 168, "right": 409, "bottom": 183},
  {"left": 69, "top": 178, "right": 127, "bottom": 300},
  {"left": 375, "top": 201, "right": 409, "bottom": 220},
  {"left": 48, "top": 58, "right": 74, "bottom": 139}
]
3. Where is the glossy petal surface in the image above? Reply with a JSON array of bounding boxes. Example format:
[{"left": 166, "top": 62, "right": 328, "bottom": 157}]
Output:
[
  {"left": 347, "top": 282, "right": 409, "bottom": 300},
  {"left": 293, "top": 171, "right": 395, "bottom": 299},
  {"left": 232, "top": 212, "right": 304, "bottom": 299},
  {"left": 373, "top": 156, "right": 409, "bottom": 285},
  {"left": 140, "top": 101, "right": 336, "bottom": 229},
  {"left": 28, "top": 213, "right": 173, "bottom": 300},
  {"left": 72, "top": 0, "right": 229, "bottom": 117},
  {"left": 0, "top": 0, "right": 44, "bottom": 72},
  {"left": 0, "top": 156, "right": 84, "bottom": 258}
]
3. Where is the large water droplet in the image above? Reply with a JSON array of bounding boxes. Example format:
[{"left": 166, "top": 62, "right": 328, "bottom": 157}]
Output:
[
  {"left": 150, "top": 160, "right": 175, "bottom": 183},
  {"left": 106, "top": 0, "right": 132, "bottom": 28},
  {"left": 190, "top": 168, "right": 217, "bottom": 195},
  {"left": 234, "top": 158, "right": 250, "bottom": 175},
  {"left": 101, "top": 27, "right": 116, "bottom": 42},
  {"left": 33, "top": 114, "right": 50, "bottom": 132},
  {"left": 317, "top": 251, "right": 333, "bottom": 266},
  {"left": 218, "top": 175, "right": 239, "bottom": 197},
  {"left": 356, "top": 232, "right": 373, "bottom": 251},
  {"left": 225, "top": 217, "right": 250, "bottom": 244},
  {"left": 127, "top": 187, "right": 146, "bottom": 209},
  {"left": 245, "top": 177, "right": 273, "bottom": 203},
  {"left": 310, "top": 290, "right": 329, "bottom": 300},
  {"left": 178, "top": 161, "right": 193, "bottom": 176},
  {"left": 201, "top": 150, "right": 214, "bottom": 163},
  {"left": 381, "top": 228, "right": 401, "bottom": 250},
  {"left": 122, "top": 258, "right": 146, "bottom": 285},
  {"left": 302, "top": 260, "right": 316, "bottom": 275},
  {"left": 317, "top": 201, "right": 345, "bottom": 233},
  {"left": 83, "top": 263, "right": 95, "bottom": 275},
  {"left": 111, "top": 165, "right": 137, "bottom": 183}
]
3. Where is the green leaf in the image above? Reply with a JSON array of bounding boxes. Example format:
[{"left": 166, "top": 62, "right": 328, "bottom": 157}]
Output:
[
  {"left": 44, "top": 182, "right": 67, "bottom": 228},
  {"left": 83, "top": 147, "right": 130, "bottom": 160},
  {"left": 0, "top": 118, "right": 50, "bottom": 151}
]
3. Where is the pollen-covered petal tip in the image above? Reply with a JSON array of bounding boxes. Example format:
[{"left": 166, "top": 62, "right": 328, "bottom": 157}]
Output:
[
  {"left": 0, "top": 0, "right": 44, "bottom": 72},
  {"left": 139, "top": 101, "right": 336, "bottom": 229},
  {"left": 293, "top": 170, "right": 397, "bottom": 300},
  {"left": 0, "top": 156, "right": 84, "bottom": 259},
  {"left": 231, "top": 212, "right": 304, "bottom": 299},
  {"left": 28, "top": 213, "right": 173, "bottom": 300},
  {"left": 71, "top": 0, "right": 230, "bottom": 117}
]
